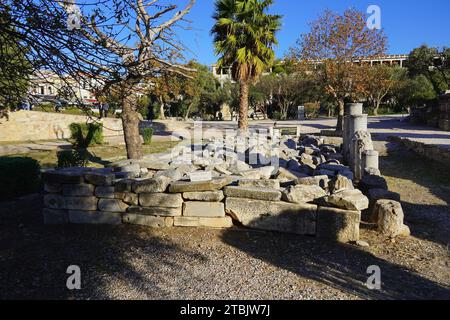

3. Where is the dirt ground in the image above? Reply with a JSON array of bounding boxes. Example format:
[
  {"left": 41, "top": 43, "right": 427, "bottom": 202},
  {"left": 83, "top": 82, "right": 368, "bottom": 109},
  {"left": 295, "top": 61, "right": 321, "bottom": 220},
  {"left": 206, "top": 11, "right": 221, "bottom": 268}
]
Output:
[{"left": 0, "top": 141, "right": 449, "bottom": 300}]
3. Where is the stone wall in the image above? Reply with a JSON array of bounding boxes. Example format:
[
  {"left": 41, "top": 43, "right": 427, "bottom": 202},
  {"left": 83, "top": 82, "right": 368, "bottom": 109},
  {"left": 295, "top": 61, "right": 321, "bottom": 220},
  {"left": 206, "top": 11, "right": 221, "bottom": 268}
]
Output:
[
  {"left": 0, "top": 111, "right": 123, "bottom": 142},
  {"left": 42, "top": 167, "right": 362, "bottom": 243}
]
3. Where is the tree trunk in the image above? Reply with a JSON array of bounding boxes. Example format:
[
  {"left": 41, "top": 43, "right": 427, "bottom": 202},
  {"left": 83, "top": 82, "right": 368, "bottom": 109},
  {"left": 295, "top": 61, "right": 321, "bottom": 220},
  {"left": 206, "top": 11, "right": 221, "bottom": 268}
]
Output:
[
  {"left": 336, "top": 99, "right": 345, "bottom": 132},
  {"left": 159, "top": 97, "right": 166, "bottom": 120},
  {"left": 121, "top": 95, "right": 143, "bottom": 160},
  {"left": 373, "top": 100, "right": 380, "bottom": 116},
  {"left": 238, "top": 81, "right": 249, "bottom": 131},
  {"left": 184, "top": 101, "right": 194, "bottom": 121}
]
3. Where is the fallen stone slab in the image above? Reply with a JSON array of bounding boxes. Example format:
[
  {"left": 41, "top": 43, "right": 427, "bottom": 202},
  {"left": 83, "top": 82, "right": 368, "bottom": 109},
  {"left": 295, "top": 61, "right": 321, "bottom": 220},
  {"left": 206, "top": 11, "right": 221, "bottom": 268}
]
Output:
[
  {"left": 224, "top": 186, "right": 282, "bottom": 201},
  {"left": 295, "top": 175, "right": 329, "bottom": 190},
  {"left": 44, "top": 194, "right": 98, "bottom": 211},
  {"left": 127, "top": 206, "right": 182, "bottom": 217},
  {"left": 282, "top": 185, "right": 326, "bottom": 204},
  {"left": 239, "top": 169, "right": 262, "bottom": 180},
  {"left": 225, "top": 198, "right": 317, "bottom": 235},
  {"left": 182, "top": 201, "right": 225, "bottom": 218},
  {"left": 367, "top": 189, "right": 401, "bottom": 222},
  {"left": 154, "top": 169, "right": 183, "bottom": 182},
  {"left": 189, "top": 171, "right": 212, "bottom": 182},
  {"left": 375, "top": 200, "right": 406, "bottom": 238},
  {"left": 138, "top": 160, "right": 171, "bottom": 171},
  {"left": 276, "top": 167, "right": 309, "bottom": 181},
  {"left": 168, "top": 177, "right": 232, "bottom": 193},
  {"left": 139, "top": 193, "right": 183, "bottom": 208},
  {"left": 42, "top": 170, "right": 85, "bottom": 184},
  {"left": 174, "top": 216, "right": 233, "bottom": 228},
  {"left": 316, "top": 207, "right": 360, "bottom": 243},
  {"left": 238, "top": 179, "right": 280, "bottom": 189},
  {"left": 132, "top": 176, "right": 171, "bottom": 193},
  {"left": 98, "top": 199, "right": 129, "bottom": 213},
  {"left": 321, "top": 189, "right": 369, "bottom": 211},
  {"left": 69, "top": 210, "right": 122, "bottom": 225},
  {"left": 182, "top": 191, "right": 224, "bottom": 202},
  {"left": 359, "top": 174, "right": 388, "bottom": 193},
  {"left": 123, "top": 214, "right": 173, "bottom": 227},
  {"left": 62, "top": 184, "right": 95, "bottom": 197},
  {"left": 329, "top": 174, "right": 354, "bottom": 194},
  {"left": 43, "top": 208, "right": 69, "bottom": 224}
]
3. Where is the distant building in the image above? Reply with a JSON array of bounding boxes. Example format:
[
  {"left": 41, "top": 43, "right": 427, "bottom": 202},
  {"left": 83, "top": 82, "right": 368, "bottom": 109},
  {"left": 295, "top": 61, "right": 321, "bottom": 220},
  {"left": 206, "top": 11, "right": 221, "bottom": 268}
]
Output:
[
  {"left": 308, "top": 54, "right": 409, "bottom": 68},
  {"left": 211, "top": 65, "right": 273, "bottom": 87}
]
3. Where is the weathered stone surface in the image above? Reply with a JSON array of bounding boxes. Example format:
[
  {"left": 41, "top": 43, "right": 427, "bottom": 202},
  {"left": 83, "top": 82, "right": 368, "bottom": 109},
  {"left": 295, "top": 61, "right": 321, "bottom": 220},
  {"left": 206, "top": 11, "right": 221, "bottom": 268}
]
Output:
[
  {"left": 154, "top": 169, "right": 183, "bottom": 182},
  {"left": 42, "top": 170, "right": 84, "bottom": 184},
  {"left": 44, "top": 183, "right": 62, "bottom": 193},
  {"left": 122, "top": 193, "right": 139, "bottom": 206},
  {"left": 98, "top": 199, "right": 129, "bottom": 213},
  {"left": 174, "top": 216, "right": 233, "bottom": 228},
  {"left": 225, "top": 198, "right": 317, "bottom": 235},
  {"left": 43, "top": 208, "right": 68, "bottom": 224},
  {"left": 84, "top": 173, "right": 115, "bottom": 186},
  {"left": 182, "top": 202, "right": 225, "bottom": 217},
  {"left": 132, "top": 176, "right": 171, "bottom": 193},
  {"left": 115, "top": 163, "right": 141, "bottom": 177},
  {"left": 295, "top": 175, "right": 329, "bottom": 189},
  {"left": 182, "top": 191, "right": 224, "bottom": 202},
  {"left": 139, "top": 160, "right": 170, "bottom": 171},
  {"left": 139, "top": 193, "right": 183, "bottom": 208},
  {"left": 127, "top": 206, "right": 182, "bottom": 217},
  {"left": 329, "top": 174, "right": 354, "bottom": 194},
  {"left": 122, "top": 214, "right": 167, "bottom": 227},
  {"left": 114, "top": 179, "right": 135, "bottom": 192},
  {"left": 321, "top": 189, "right": 369, "bottom": 211},
  {"left": 375, "top": 200, "right": 405, "bottom": 237},
  {"left": 62, "top": 184, "right": 95, "bottom": 197},
  {"left": 95, "top": 186, "right": 117, "bottom": 198},
  {"left": 367, "top": 189, "right": 401, "bottom": 222},
  {"left": 276, "top": 167, "right": 308, "bottom": 181},
  {"left": 189, "top": 171, "right": 212, "bottom": 182},
  {"left": 168, "top": 177, "right": 232, "bottom": 193},
  {"left": 44, "top": 194, "right": 98, "bottom": 211},
  {"left": 258, "top": 166, "right": 276, "bottom": 179},
  {"left": 316, "top": 207, "right": 360, "bottom": 243},
  {"left": 69, "top": 210, "right": 122, "bottom": 225},
  {"left": 238, "top": 179, "right": 280, "bottom": 189},
  {"left": 282, "top": 185, "right": 326, "bottom": 204},
  {"left": 358, "top": 174, "right": 388, "bottom": 193},
  {"left": 224, "top": 186, "right": 282, "bottom": 201},
  {"left": 239, "top": 169, "right": 262, "bottom": 180}
]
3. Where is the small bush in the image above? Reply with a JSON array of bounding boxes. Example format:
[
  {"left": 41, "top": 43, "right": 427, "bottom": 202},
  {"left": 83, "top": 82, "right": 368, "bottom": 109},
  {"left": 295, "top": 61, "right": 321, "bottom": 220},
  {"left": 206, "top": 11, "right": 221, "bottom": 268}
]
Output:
[
  {"left": 0, "top": 157, "right": 41, "bottom": 200},
  {"left": 57, "top": 149, "right": 89, "bottom": 168},
  {"left": 142, "top": 127, "right": 153, "bottom": 145},
  {"left": 69, "top": 123, "right": 103, "bottom": 148},
  {"left": 304, "top": 102, "right": 321, "bottom": 119}
]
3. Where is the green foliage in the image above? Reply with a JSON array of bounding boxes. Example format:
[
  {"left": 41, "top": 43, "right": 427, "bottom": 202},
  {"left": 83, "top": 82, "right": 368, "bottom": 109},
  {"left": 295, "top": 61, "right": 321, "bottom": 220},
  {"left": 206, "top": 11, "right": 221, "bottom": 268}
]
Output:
[
  {"left": 69, "top": 123, "right": 104, "bottom": 148},
  {"left": 57, "top": 149, "right": 89, "bottom": 168},
  {"left": 142, "top": 128, "right": 153, "bottom": 145},
  {"left": 0, "top": 157, "right": 41, "bottom": 199}
]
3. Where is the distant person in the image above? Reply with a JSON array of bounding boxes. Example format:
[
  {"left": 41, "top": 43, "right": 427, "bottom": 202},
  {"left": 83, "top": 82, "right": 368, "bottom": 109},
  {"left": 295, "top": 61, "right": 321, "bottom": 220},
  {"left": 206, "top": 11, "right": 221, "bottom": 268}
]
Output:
[
  {"left": 22, "top": 99, "right": 31, "bottom": 111},
  {"left": 98, "top": 102, "right": 104, "bottom": 118},
  {"left": 103, "top": 102, "right": 109, "bottom": 118},
  {"left": 55, "top": 100, "right": 62, "bottom": 113}
]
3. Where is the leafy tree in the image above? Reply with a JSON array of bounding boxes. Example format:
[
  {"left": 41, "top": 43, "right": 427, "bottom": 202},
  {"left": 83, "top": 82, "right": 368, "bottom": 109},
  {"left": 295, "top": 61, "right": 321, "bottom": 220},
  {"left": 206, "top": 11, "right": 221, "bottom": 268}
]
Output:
[
  {"left": 212, "top": 0, "right": 282, "bottom": 130},
  {"left": 362, "top": 65, "right": 396, "bottom": 115},
  {"left": 290, "top": 8, "right": 387, "bottom": 131}
]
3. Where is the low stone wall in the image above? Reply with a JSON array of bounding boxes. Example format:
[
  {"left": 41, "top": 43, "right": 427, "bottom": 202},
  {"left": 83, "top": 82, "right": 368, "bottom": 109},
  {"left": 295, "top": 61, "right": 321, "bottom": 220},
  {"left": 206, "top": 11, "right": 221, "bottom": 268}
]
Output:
[
  {"left": 42, "top": 167, "right": 361, "bottom": 243},
  {"left": 389, "top": 136, "right": 450, "bottom": 167},
  {"left": 0, "top": 111, "right": 123, "bottom": 142}
]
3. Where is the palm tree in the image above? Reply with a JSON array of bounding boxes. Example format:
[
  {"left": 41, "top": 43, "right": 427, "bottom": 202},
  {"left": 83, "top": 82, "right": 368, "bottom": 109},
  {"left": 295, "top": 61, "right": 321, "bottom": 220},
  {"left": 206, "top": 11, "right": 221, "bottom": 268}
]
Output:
[{"left": 211, "top": 0, "right": 281, "bottom": 130}]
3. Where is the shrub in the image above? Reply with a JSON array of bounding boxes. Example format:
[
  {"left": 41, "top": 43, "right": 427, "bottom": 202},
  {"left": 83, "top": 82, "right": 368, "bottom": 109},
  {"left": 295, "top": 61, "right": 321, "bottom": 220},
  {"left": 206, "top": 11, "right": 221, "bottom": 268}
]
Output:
[
  {"left": 69, "top": 123, "right": 103, "bottom": 148},
  {"left": 304, "top": 102, "right": 321, "bottom": 119},
  {"left": 142, "top": 127, "right": 153, "bottom": 145},
  {"left": 57, "top": 149, "right": 89, "bottom": 168},
  {"left": 0, "top": 157, "right": 41, "bottom": 200}
]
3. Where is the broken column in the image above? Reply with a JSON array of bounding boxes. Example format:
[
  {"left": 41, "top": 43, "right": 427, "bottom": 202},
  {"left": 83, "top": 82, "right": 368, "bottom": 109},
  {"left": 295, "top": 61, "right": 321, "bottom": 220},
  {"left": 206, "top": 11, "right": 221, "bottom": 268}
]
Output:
[
  {"left": 343, "top": 103, "right": 364, "bottom": 160},
  {"left": 363, "top": 150, "right": 380, "bottom": 175}
]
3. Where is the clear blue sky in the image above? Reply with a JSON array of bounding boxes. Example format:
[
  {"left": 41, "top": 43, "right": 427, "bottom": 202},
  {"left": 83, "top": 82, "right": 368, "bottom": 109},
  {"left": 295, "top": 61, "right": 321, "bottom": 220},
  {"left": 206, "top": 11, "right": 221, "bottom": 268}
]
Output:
[{"left": 179, "top": 0, "right": 450, "bottom": 66}]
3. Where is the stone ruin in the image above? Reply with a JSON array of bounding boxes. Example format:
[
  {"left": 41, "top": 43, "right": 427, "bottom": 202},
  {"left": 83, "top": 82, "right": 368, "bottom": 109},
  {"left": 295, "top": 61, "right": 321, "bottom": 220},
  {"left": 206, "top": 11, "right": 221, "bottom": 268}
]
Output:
[{"left": 42, "top": 104, "right": 410, "bottom": 243}]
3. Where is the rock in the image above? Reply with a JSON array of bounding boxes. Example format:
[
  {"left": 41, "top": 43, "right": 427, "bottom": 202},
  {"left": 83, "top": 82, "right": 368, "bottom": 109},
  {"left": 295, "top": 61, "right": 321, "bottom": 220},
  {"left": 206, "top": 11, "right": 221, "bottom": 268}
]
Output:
[
  {"left": 174, "top": 216, "right": 233, "bottom": 228},
  {"left": 138, "top": 160, "right": 170, "bottom": 171},
  {"left": 364, "top": 167, "right": 381, "bottom": 177},
  {"left": 316, "top": 207, "right": 361, "bottom": 243},
  {"left": 225, "top": 198, "right": 317, "bottom": 235},
  {"left": 367, "top": 189, "right": 401, "bottom": 222},
  {"left": 321, "top": 189, "right": 369, "bottom": 211},
  {"left": 329, "top": 174, "right": 354, "bottom": 194},
  {"left": 42, "top": 170, "right": 85, "bottom": 184},
  {"left": 44, "top": 183, "right": 62, "bottom": 193},
  {"left": 43, "top": 208, "right": 68, "bottom": 224},
  {"left": 228, "top": 160, "right": 252, "bottom": 174},
  {"left": 123, "top": 214, "right": 171, "bottom": 227},
  {"left": 224, "top": 186, "right": 282, "bottom": 201},
  {"left": 62, "top": 184, "right": 95, "bottom": 197},
  {"left": 189, "top": 171, "right": 212, "bottom": 182},
  {"left": 295, "top": 175, "right": 329, "bottom": 189},
  {"left": 114, "top": 172, "right": 136, "bottom": 179},
  {"left": 95, "top": 186, "right": 122, "bottom": 199},
  {"left": 132, "top": 176, "right": 171, "bottom": 193},
  {"left": 139, "top": 193, "right": 183, "bottom": 208},
  {"left": 114, "top": 164, "right": 141, "bottom": 177},
  {"left": 257, "top": 166, "right": 276, "bottom": 179},
  {"left": 114, "top": 179, "right": 135, "bottom": 192},
  {"left": 182, "top": 191, "right": 224, "bottom": 202},
  {"left": 182, "top": 202, "right": 225, "bottom": 217},
  {"left": 238, "top": 179, "right": 280, "bottom": 189},
  {"left": 98, "top": 199, "right": 129, "bottom": 213},
  {"left": 44, "top": 194, "right": 98, "bottom": 211},
  {"left": 356, "top": 240, "right": 370, "bottom": 248},
  {"left": 122, "top": 193, "right": 139, "bottom": 206},
  {"left": 213, "top": 164, "right": 232, "bottom": 176},
  {"left": 168, "top": 177, "right": 232, "bottom": 193},
  {"left": 359, "top": 174, "right": 388, "bottom": 194},
  {"left": 154, "top": 169, "right": 183, "bottom": 182},
  {"left": 127, "top": 206, "right": 182, "bottom": 217},
  {"left": 276, "top": 167, "right": 308, "bottom": 181},
  {"left": 375, "top": 200, "right": 405, "bottom": 238},
  {"left": 239, "top": 169, "right": 262, "bottom": 180},
  {"left": 282, "top": 185, "right": 326, "bottom": 204},
  {"left": 301, "top": 135, "right": 322, "bottom": 147},
  {"left": 68, "top": 210, "right": 122, "bottom": 225},
  {"left": 84, "top": 173, "right": 115, "bottom": 186},
  {"left": 398, "top": 224, "right": 411, "bottom": 237}
]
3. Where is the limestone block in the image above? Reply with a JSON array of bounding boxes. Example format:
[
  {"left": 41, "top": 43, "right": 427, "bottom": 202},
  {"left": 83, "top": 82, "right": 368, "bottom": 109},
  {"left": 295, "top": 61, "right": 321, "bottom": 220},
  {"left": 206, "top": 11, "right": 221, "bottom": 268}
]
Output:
[
  {"left": 174, "top": 216, "right": 233, "bottom": 228},
  {"left": 321, "top": 189, "right": 369, "bottom": 211},
  {"left": 182, "top": 202, "right": 225, "bottom": 218},
  {"left": 132, "top": 176, "right": 171, "bottom": 193},
  {"left": 224, "top": 186, "right": 282, "bottom": 201},
  {"left": 317, "top": 207, "right": 360, "bottom": 243},
  {"left": 44, "top": 194, "right": 98, "bottom": 211},
  {"left": 42, "top": 170, "right": 85, "bottom": 184},
  {"left": 367, "top": 189, "right": 401, "bottom": 222},
  {"left": 122, "top": 214, "right": 167, "bottom": 227},
  {"left": 139, "top": 193, "right": 183, "bottom": 208},
  {"left": 69, "top": 210, "right": 122, "bottom": 225},
  {"left": 84, "top": 172, "right": 115, "bottom": 186},
  {"left": 168, "top": 177, "right": 232, "bottom": 193},
  {"left": 98, "top": 199, "right": 129, "bottom": 213},
  {"left": 375, "top": 200, "right": 405, "bottom": 238},
  {"left": 295, "top": 175, "right": 329, "bottom": 190},
  {"left": 182, "top": 191, "right": 224, "bottom": 202},
  {"left": 282, "top": 185, "right": 326, "bottom": 204},
  {"left": 127, "top": 206, "right": 182, "bottom": 217},
  {"left": 238, "top": 179, "right": 280, "bottom": 189},
  {"left": 62, "top": 184, "right": 95, "bottom": 197},
  {"left": 114, "top": 179, "right": 135, "bottom": 192},
  {"left": 44, "top": 183, "right": 63, "bottom": 193}
]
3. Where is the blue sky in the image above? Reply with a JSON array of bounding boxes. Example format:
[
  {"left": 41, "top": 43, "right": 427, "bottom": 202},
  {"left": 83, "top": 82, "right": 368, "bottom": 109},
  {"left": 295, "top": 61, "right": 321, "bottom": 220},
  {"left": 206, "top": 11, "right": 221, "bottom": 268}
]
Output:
[{"left": 178, "top": 0, "right": 450, "bottom": 66}]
